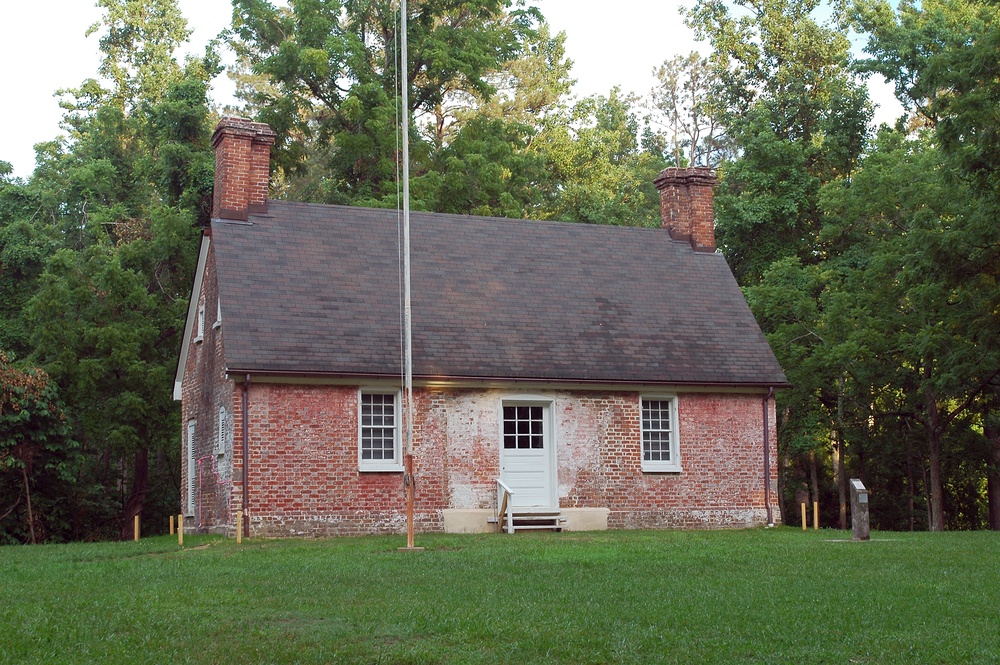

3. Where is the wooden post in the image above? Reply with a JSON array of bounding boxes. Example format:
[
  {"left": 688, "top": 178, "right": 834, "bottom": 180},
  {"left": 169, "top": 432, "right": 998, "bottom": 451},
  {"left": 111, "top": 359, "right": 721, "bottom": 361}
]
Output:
[
  {"left": 169, "top": 514, "right": 175, "bottom": 535},
  {"left": 236, "top": 511, "right": 243, "bottom": 545},
  {"left": 178, "top": 514, "right": 184, "bottom": 547},
  {"left": 813, "top": 501, "right": 819, "bottom": 530},
  {"left": 134, "top": 514, "right": 140, "bottom": 542},
  {"left": 801, "top": 502, "right": 807, "bottom": 530}
]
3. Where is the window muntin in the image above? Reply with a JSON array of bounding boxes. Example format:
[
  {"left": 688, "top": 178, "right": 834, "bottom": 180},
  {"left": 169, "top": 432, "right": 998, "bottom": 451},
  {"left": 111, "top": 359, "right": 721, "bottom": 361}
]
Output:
[
  {"left": 502, "top": 405, "right": 544, "bottom": 449},
  {"left": 359, "top": 391, "right": 402, "bottom": 471},
  {"left": 641, "top": 396, "right": 681, "bottom": 472}
]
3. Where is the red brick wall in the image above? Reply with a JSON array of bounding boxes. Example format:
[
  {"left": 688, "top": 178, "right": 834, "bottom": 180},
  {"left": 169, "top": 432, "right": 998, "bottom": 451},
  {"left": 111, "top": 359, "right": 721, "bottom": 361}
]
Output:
[
  {"left": 179, "top": 241, "right": 238, "bottom": 533},
  {"left": 242, "top": 384, "right": 445, "bottom": 536},
  {"left": 217, "top": 385, "right": 778, "bottom": 536}
]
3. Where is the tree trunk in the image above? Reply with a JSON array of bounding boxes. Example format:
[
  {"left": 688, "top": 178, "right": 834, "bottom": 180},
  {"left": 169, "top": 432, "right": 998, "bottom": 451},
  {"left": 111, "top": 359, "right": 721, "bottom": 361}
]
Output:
[
  {"left": 809, "top": 449, "right": 820, "bottom": 507},
  {"left": 835, "top": 432, "right": 847, "bottom": 530},
  {"left": 926, "top": 397, "right": 945, "bottom": 532},
  {"left": 986, "top": 424, "right": 1000, "bottom": 531},
  {"left": 906, "top": 438, "right": 917, "bottom": 531},
  {"left": 835, "top": 376, "right": 848, "bottom": 530},
  {"left": 120, "top": 447, "right": 149, "bottom": 540},
  {"left": 22, "top": 465, "right": 35, "bottom": 545}
]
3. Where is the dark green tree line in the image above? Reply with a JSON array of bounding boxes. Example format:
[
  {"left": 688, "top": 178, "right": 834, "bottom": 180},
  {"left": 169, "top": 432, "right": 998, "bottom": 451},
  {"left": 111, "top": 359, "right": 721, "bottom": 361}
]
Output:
[
  {"left": 695, "top": 0, "right": 1000, "bottom": 530},
  {"left": 1, "top": 0, "right": 217, "bottom": 541}
]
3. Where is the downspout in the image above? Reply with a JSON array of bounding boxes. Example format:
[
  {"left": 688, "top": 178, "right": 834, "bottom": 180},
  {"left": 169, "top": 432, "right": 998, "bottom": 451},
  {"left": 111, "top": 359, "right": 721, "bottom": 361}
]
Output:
[
  {"left": 763, "top": 386, "right": 775, "bottom": 527},
  {"left": 242, "top": 373, "right": 251, "bottom": 538}
]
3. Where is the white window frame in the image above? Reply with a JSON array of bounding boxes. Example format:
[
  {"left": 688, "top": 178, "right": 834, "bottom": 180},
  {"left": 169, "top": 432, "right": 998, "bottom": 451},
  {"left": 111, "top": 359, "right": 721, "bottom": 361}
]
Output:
[
  {"left": 640, "top": 395, "right": 681, "bottom": 473},
  {"left": 358, "top": 389, "right": 403, "bottom": 472},
  {"left": 215, "top": 406, "right": 227, "bottom": 456},
  {"left": 186, "top": 419, "right": 197, "bottom": 515},
  {"left": 194, "top": 304, "right": 205, "bottom": 343}
]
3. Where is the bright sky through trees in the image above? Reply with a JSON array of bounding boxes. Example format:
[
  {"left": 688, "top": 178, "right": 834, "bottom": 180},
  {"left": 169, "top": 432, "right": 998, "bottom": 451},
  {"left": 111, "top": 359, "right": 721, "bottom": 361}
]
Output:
[{"left": 0, "top": 0, "right": 902, "bottom": 178}]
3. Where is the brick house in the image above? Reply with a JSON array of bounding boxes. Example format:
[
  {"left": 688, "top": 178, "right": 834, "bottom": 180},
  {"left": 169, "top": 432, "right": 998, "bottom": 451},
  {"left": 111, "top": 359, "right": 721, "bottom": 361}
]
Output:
[{"left": 173, "top": 117, "right": 787, "bottom": 537}]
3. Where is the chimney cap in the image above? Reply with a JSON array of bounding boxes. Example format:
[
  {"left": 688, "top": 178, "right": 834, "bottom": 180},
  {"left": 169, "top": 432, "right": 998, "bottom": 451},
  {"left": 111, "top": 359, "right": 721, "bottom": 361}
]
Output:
[
  {"left": 212, "top": 117, "right": 276, "bottom": 148},
  {"left": 654, "top": 166, "right": 716, "bottom": 190}
]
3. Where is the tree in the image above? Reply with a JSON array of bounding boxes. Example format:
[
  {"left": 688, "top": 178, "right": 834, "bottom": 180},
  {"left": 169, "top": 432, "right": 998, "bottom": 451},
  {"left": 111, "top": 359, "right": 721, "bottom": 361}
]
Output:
[
  {"left": 535, "top": 90, "right": 666, "bottom": 226},
  {"left": 21, "top": 0, "right": 215, "bottom": 540},
  {"left": 686, "top": 0, "right": 872, "bottom": 285},
  {"left": 0, "top": 352, "right": 77, "bottom": 544},
  {"left": 849, "top": 0, "right": 1000, "bottom": 529},
  {"left": 648, "top": 52, "right": 731, "bottom": 168},
  {"left": 230, "top": 0, "right": 542, "bottom": 204}
]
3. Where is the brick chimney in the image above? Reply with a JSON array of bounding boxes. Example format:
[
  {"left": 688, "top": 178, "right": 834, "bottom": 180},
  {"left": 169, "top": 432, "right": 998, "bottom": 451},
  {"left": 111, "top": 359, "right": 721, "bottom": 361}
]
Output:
[
  {"left": 211, "top": 117, "right": 277, "bottom": 221},
  {"left": 654, "top": 167, "right": 717, "bottom": 252}
]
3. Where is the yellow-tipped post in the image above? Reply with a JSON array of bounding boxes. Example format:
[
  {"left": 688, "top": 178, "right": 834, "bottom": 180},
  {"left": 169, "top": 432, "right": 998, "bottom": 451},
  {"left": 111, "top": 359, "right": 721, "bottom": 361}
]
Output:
[
  {"left": 236, "top": 511, "right": 243, "bottom": 545},
  {"left": 813, "top": 501, "right": 819, "bottom": 530},
  {"left": 801, "top": 503, "right": 807, "bottom": 531},
  {"left": 133, "top": 514, "right": 140, "bottom": 542},
  {"left": 178, "top": 514, "right": 184, "bottom": 547},
  {"left": 169, "top": 514, "right": 175, "bottom": 535}
]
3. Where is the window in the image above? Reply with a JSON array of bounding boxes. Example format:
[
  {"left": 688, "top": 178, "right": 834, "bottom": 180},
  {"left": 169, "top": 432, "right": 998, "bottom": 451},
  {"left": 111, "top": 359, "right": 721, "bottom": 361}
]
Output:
[
  {"left": 215, "top": 406, "right": 228, "bottom": 456},
  {"left": 194, "top": 304, "right": 205, "bottom": 343},
  {"left": 213, "top": 297, "right": 222, "bottom": 329},
  {"left": 186, "top": 419, "right": 196, "bottom": 515},
  {"left": 641, "top": 396, "right": 681, "bottom": 472},
  {"left": 358, "top": 391, "right": 402, "bottom": 471},
  {"left": 503, "top": 405, "right": 544, "bottom": 449}
]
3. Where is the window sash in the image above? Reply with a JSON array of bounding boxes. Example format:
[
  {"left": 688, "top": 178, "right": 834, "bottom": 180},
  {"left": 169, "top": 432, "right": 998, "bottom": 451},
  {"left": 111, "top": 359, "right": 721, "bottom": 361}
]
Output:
[
  {"left": 186, "top": 419, "right": 196, "bottom": 515},
  {"left": 359, "top": 392, "right": 401, "bottom": 470},
  {"left": 641, "top": 397, "right": 680, "bottom": 472},
  {"left": 216, "top": 406, "right": 227, "bottom": 456},
  {"left": 502, "top": 405, "right": 544, "bottom": 449}
]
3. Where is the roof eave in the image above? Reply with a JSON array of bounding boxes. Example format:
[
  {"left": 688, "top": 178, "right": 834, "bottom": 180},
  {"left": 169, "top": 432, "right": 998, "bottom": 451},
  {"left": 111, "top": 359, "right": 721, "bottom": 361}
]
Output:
[
  {"left": 173, "top": 235, "right": 212, "bottom": 401},
  {"left": 225, "top": 367, "right": 790, "bottom": 390}
]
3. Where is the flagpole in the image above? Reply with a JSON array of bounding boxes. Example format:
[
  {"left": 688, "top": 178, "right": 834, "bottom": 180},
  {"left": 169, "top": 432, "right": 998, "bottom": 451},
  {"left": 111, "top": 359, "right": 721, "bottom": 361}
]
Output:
[{"left": 400, "top": 0, "right": 420, "bottom": 552}]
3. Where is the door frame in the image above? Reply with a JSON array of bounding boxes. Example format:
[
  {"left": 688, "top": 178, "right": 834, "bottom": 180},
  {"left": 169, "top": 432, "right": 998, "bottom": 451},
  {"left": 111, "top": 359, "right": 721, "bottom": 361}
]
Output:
[{"left": 498, "top": 395, "right": 558, "bottom": 510}]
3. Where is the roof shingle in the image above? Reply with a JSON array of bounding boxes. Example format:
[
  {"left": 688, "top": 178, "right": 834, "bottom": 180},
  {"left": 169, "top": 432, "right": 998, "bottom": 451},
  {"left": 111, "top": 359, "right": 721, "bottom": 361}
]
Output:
[{"left": 213, "top": 201, "right": 787, "bottom": 386}]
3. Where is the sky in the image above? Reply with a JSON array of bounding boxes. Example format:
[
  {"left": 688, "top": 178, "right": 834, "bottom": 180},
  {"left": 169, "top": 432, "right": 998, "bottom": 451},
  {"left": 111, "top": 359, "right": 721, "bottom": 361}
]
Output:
[{"left": 0, "top": 0, "right": 903, "bottom": 179}]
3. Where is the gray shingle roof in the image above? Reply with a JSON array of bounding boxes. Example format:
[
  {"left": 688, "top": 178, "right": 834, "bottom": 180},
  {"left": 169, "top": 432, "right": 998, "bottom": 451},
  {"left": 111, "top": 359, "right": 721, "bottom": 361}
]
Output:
[{"left": 212, "top": 201, "right": 787, "bottom": 386}]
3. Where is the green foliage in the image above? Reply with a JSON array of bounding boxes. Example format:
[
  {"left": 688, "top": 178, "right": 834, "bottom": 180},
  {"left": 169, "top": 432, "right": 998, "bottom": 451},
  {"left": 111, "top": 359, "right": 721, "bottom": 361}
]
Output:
[
  {"left": 687, "top": 0, "right": 872, "bottom": 284},
  {"left": 231, "top": 0, "right": 541, "bottom": 197},
  {"left": 2, "top": 0, "right": 214, "bottom": 542},
  {"left": 0, "top": 353, "right": 78, "bottom": 544},
  {"left": 412, "top": 116, "right": 548, "bottom": 217},
  {"left": 536, "top": 90, "right": 665, "bottom": 225},
  {"left": 702, "top": 0, "right": 1000, "bottom": 530}
]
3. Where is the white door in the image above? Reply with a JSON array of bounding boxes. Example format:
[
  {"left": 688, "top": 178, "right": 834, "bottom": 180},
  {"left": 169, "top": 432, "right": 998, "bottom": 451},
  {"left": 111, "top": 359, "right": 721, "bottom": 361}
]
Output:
[{"left": 500, "top": 403, "right": 556, "bottom": 509}]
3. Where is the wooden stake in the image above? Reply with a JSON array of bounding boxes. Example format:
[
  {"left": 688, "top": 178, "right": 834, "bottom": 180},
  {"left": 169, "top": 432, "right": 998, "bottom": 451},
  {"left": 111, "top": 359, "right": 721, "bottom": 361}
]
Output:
[
  {"left": 801, "top": 502, "right": 807, "bottom": 531},
  {"left": 169, "top": 514, "right": 175, "bottom": 535},
  {"left": 178, "top": 514, "right": 184, "bottom": 547},
  {"left": 236, "top": 510, "right": 243, "bottom": 545},
  {"left": 813, "top": 501, "right": 819, "bottom": 530},
  {"left": 134, "top": 514, "right": 140, "bottom": 542}
]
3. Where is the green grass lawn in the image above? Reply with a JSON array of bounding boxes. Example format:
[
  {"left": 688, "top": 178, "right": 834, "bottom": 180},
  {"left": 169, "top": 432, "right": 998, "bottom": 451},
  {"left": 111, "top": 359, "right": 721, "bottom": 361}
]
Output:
[{"left": 1, "top": 528, "right": 998, "bottom": 664}]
